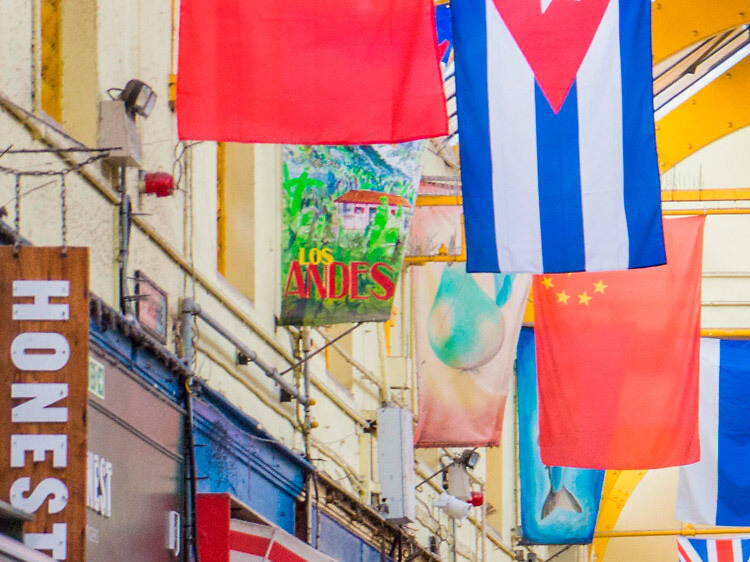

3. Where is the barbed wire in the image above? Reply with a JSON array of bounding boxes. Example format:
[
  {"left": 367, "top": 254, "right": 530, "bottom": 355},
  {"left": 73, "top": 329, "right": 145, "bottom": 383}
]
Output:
[
  {"left": 0, "top": 152, "right": 109, "bottom": 177},
  {"left": 0, "top": 147, "right": 110, "bottom": 253}
]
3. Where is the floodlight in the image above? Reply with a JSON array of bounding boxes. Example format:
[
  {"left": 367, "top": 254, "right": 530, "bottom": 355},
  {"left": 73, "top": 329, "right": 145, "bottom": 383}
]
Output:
[{"left": 119, "top": 79, "right": 157, "bottom": 118}]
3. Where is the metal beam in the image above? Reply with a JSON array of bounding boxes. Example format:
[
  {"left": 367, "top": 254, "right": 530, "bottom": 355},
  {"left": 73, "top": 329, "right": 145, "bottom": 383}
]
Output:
[
  {"left": 652, "top": 1, "right": 750, "bottom": 63},
  {"left": 181, "top": 298, "right": 310, "bottom": 405},
  {"left": 655, "top": 55, "right": 750, "bottom": 172}
]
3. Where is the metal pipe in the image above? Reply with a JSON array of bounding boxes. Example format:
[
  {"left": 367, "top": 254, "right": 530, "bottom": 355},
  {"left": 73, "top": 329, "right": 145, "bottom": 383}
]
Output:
[
  {"left": 180, "top": 308, "right": 201, "bottom": 562},
  {"left": 181, "top": 299, "right": 309, "bottom": 405},
  {"left": 117, "top": 167, "right": 131, "bottom": 315},
  {"left": 702, "top": 329, "right": 750, "bottom": 338},
  {"left": 312, "top": 327, "right": 390, "bottom": 402},
  {"left": 663, "top": 208, "right": 750, "bottom": 215},
  {"left": 595, "top": 527, "right": 750, "bottom": 538},
  {"left": 481, "top": 482, "right": 487, "bottom": 562},
  {"left": 279, "top": 323, "right": 362, "bottom": 377},
  {"left": 302, "top": 328, "right": 314, "bottom": 545},
  {"left": 451, "top": 518, "right": 457, "bottom": 562}
]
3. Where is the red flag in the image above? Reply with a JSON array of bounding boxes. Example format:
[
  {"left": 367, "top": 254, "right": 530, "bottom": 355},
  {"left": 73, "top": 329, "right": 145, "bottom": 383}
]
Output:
[
  {"left": 533, "top": 216, "right": 705, "bottom": 469},
  {"left": 177, "top": 0, "right": 448, "bottom": 144}
]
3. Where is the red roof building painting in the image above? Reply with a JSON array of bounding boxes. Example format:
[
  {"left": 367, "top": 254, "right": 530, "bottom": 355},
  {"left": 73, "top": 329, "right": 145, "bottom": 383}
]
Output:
[{"left": 334, "top": 189, "right": 412, "bottom": 232}]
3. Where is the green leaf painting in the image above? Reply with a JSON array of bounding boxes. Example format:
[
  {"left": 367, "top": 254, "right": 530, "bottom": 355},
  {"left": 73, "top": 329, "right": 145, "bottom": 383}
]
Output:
[{"left": 280, "top": 143, "right": 424, "bottom": 326}]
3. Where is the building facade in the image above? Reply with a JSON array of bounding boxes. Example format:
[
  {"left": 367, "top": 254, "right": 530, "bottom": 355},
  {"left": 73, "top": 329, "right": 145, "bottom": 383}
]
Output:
[{"left": 0, "top": 1, "right": 747, "bottom": 561}]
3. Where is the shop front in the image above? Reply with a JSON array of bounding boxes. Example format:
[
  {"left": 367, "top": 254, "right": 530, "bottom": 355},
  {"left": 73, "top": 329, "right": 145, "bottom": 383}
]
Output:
[{"left": 86, "top": 319, "right": 185, "bottom": 562}]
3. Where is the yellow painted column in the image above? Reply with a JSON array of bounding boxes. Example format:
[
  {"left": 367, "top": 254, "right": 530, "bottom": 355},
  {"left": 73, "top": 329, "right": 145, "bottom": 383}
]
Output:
[{"left": 590, "top": 470, "right": 647, "bottom": 562}]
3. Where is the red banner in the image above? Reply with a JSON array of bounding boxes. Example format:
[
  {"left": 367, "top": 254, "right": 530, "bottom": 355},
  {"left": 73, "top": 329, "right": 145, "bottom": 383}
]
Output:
[{"left": 177, "top": 0, "right": 448, "bottom": 144}]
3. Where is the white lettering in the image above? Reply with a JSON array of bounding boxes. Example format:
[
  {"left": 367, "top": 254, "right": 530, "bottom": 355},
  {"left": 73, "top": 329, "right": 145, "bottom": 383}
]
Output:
[
  {"left": 10, "top": 477, "right": 68, "bottom": 514},
  {"left": 25, "top": 523, "right": 67, "bottom": 560},
  {"left": 12, "top": 281, "right": 69, "bottom": 321},
  {"left": 11, "top": 333, "right": 70, "bottom": 371},
  {"left": 86, "top": 452, "right": 113, "bottom": 517},
  {"left": 11, "top": 435, "right": 67, "bottom": 468},
  {"left": 12, "top": 384, "right": 68, "bottom": 423}
]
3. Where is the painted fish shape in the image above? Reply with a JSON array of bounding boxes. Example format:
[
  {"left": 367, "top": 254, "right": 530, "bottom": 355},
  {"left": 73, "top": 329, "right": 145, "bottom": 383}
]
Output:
[{"left": 541, "top": 466, "right": 583, "bottom": 519}]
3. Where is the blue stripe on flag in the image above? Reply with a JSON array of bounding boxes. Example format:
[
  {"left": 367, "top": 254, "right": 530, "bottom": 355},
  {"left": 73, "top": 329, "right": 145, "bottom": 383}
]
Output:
[
  {"left": 618, "top": 0, "right": 666, "bottom": 268},
  {"left": 451, "top": 0, "right": 500, "bottom": 273},
  {"left": 535, "top": 83, "right": 585, "bottom": 273},
  {"left": 687, "top": 538, "right": 708, "bottom": 560},
  {"left": 716, "top": 340, "right": 750, "bottom": 525}
]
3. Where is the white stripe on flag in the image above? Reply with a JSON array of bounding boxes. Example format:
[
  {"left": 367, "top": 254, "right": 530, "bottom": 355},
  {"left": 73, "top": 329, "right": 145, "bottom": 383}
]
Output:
[
  {"left": 676, "top": 338, "right": 720, "bottom": 525},
  {"left": 576, "top": 0, "right": 628, "bottom": 271},
  {"left": 678, "top": 536, "right": 703, "bottom": 562},
  {"left": 708, "top": 539, "right": 718, "bottom": 562},
  {"left": 733, "top": 539, "right": 742, "bottom": 562},
  {"left": 485, "top": 0, "right": 543, "bottom": 272}
]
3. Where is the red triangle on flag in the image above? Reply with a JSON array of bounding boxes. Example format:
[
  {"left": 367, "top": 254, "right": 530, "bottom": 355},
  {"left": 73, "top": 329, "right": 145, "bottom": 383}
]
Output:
[{"left": 492, "top": 0, "right": 610, "bottom": 112}]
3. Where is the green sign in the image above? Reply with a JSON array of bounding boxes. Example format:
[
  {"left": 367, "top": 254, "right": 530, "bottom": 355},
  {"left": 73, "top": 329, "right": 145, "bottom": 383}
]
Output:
[
  {"left": 280, "top": 143, "right": 424, "bottom": 326},
  {"left": 88, "top": 356, "right": 105, "bottom": 399}
]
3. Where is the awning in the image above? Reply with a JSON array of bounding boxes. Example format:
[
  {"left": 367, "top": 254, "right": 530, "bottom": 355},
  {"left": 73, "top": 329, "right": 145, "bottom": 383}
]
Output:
[
  {"left": 229, "top": 520, "right": 336, "bottom": 562},
  {"left": 197, "top": 493, "right": 338, "bottom": 562},
  {"left": 0, "top": 534, "right": 57, "bottom": 562}
]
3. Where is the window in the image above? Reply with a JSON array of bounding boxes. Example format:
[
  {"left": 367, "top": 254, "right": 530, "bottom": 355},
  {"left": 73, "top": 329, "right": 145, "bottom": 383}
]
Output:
[
  {"left": 485, "top": 446, "right": 503, "bottom": 532},
  {"left": 326, "top": 324, "right": 355, "bottom": 390},
  {"left": 217, "top": 142, "right": 255, "bottom": 301},
  {"left": 39, "top": 0, "right": 98, "bottom": 144},
  {"left": 41, "top": 0, "right": 62, "bottom": 120}
]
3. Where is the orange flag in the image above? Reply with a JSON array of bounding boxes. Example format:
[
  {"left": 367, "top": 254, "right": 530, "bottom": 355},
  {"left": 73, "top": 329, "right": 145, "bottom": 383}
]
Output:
[{"left": 533, "top": 216, "right": 705, "bottom": 469}]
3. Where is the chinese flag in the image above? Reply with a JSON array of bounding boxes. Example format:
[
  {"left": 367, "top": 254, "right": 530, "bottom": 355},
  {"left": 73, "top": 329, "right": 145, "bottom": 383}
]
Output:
[
  {"left": 533, "top": 216, "right": 705, "bottom": 469},
  {"left": 177, "top": 0, "right": 448, "bottom": 144}
]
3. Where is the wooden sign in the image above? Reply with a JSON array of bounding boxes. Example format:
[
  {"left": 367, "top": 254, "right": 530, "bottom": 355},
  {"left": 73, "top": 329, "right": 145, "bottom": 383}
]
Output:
[{"left": 0, "top": 247, "right": 89, "bottom": 561}]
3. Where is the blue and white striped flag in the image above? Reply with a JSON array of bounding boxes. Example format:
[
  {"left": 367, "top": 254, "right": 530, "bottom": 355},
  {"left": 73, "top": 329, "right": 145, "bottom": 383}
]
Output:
[
  {"left": 451, "top": 0, "right": 666, "bottom": 273},
  {"left": 676, "top": 339, "right": 750, "bottom": 527}
]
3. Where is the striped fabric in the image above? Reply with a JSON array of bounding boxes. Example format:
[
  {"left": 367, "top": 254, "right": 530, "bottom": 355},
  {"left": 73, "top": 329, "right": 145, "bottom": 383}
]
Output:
[
  {"left": 451, "top": 0, "right": 665, "bottom": 273},
  {"left": 229, "top": 520, "right": 337, "bottom": 562},
  {"left": 676, "top": 340, "right": 750, "bottom": 526},
  {"left": 677, "top": 536, "right": 750, "bottom": 562}
]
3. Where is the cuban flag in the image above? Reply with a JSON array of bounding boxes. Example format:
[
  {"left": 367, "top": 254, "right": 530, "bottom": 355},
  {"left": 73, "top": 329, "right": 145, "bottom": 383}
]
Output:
[
  {"left": 677, "top": 536, "right": 750, "bottom": 562},
  {"left": 451, "top": 0, "right": 666, "bottom": 273},
  {"left": 676, "top": 340, "right": 750, "bottom": 526}
]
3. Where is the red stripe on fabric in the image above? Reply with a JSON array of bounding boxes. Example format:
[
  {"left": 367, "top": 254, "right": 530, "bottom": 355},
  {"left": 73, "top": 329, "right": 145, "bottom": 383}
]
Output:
[
  {"left": 269, "top": 542, "right": 308, "bottom": 562},
  {"left": 676, "top": 542, "right": 690, "bottom": 562},
  {"left": 716, "top": 539, "right": 733, "bottom": 562},
  {"left": 229, "top": 531, "right": 270, "bottom": 556}
]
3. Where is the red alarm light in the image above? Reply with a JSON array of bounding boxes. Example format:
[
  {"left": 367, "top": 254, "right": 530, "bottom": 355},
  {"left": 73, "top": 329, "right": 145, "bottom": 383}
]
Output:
[
  {"left": 142, "top": 172, "right": 175, "bottom": 197},
  {"left": 470, "top": 491, "right": 484, "bottom": 507}
]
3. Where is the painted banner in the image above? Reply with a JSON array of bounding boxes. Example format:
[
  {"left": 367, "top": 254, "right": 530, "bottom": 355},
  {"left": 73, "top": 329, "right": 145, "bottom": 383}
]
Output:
[
  {"left": 414, "top": 262, "right": 529, "bottom": 447},
  {"left": 517, "top": 327, "right": 604, "bottom": 545},
  {"left": 0, "top": 247, "right": 89, "bottom": 560},
  {"left": 280, "top": 143, "right": 424, "bottom": 325},
  {"left": 406, "top": 182, "right": 463, "bottom": 259}
]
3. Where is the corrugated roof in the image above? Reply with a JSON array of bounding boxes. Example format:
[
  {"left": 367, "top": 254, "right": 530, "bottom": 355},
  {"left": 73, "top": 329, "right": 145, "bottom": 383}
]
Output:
[{"left": 334, "top": 189, "right": 411, "bottom": 207}]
